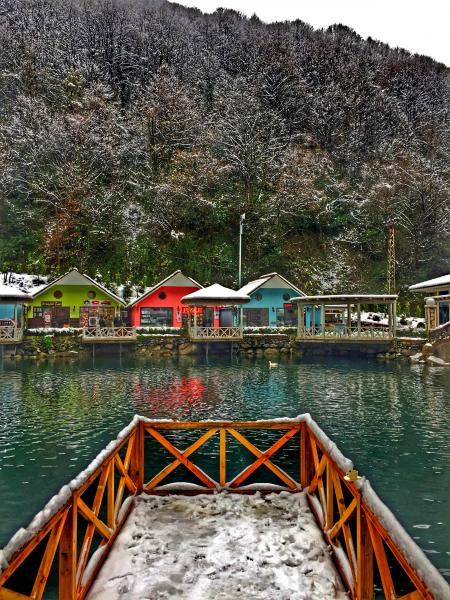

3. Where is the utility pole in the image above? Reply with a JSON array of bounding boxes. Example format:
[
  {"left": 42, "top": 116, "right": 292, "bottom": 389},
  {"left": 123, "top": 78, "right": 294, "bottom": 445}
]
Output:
[
  {"left": 387, "top": 223, "right": 396, "bottom": 294},
  {"left": 238, "top": 213, "right": 245, "bottom": 288}
]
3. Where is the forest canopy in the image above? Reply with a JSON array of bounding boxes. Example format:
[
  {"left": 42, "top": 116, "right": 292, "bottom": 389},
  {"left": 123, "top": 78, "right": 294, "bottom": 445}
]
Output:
[{"left": 0, "top": 0, "right": 449, "bottom": 294}]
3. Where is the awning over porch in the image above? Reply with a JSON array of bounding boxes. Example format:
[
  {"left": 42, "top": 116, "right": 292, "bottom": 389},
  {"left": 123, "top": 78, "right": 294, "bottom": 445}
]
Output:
[
  {"left": 181, "top": 284, "right": 250, "bottom": 341},
  {"left": 291, "top": 294, "right": 398, "bottom": 304},
  {"left": 181, "top": 284, "right": 251, "bottom": 306}
]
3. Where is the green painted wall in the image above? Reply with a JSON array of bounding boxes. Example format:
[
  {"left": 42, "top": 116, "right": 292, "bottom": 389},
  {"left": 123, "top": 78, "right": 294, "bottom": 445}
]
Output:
[{"left": 30, "top": 285, "right": 122, "bottom": 317}]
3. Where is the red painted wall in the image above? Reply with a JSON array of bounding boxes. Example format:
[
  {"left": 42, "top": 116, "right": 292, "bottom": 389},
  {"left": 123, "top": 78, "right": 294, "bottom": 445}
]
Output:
[{"left": 130, "top": 286, "right": 199, "bottom": 327}]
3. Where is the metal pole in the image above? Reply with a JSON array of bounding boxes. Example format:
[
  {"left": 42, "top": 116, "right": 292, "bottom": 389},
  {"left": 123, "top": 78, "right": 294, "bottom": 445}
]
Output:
[{"left": 238, "top": 213, "right": 245, "bottom": 288}]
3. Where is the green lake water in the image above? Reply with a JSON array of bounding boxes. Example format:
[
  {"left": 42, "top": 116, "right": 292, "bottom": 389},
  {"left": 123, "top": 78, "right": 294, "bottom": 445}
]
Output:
[{"left": 0, "top": 354, "right": 449, "bottom": 582}]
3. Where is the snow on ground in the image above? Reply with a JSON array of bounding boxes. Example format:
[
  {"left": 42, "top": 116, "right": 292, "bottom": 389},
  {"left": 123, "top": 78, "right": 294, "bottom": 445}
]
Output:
[{"left": 87, "top": 491, "right": 347, "bottom": 600}]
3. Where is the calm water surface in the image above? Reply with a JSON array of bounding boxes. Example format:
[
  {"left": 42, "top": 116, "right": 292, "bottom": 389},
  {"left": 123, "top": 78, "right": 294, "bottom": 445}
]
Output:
[{"left": 0, "top": 355, "right": 449, "bottom": 580}]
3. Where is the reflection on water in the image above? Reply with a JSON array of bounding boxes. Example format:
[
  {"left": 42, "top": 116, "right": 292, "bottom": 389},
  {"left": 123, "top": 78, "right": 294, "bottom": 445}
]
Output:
[{"left": 0, "top": 355, "right": 449, "bottom": 580}]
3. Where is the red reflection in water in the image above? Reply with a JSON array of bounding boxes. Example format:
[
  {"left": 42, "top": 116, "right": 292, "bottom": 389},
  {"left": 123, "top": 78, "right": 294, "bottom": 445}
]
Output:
[{"left": 131, "top": 377, "right": 206, "bottom": 416}]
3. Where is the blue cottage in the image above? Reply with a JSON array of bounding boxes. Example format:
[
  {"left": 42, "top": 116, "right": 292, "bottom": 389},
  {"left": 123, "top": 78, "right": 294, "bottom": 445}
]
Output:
[{"left": 239, "top": 273, "right": 306, "bottom": 327}]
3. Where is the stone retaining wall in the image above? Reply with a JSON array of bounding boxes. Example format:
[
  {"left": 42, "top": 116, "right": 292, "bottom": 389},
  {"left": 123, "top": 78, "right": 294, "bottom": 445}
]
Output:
[
  {"left": 0, "top": 333, "right": 296, "bottom": 359},
  {"left": 1, "top": 332, "right": 424, "bottom": 361}
]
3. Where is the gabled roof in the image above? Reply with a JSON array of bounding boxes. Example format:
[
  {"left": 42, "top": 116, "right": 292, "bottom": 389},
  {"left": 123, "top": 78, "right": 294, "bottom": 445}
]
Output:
[
  {"left": 239, "top": 273, "right": 305, "bottom": 297},
  {"left": 409, "top": 274, "right": 450, "bottom": 291},
  {"left": 31, "top": 268, "right": 125, "bottom": 305},
  {"left": 0, "top": 284, "right": 32, "bottom": 301},
  {"left": 181, "top": 284, "right": 251, "bottom": 306},
  {"left": 127, "top": 270, "right": 203, "bottom": 308}
]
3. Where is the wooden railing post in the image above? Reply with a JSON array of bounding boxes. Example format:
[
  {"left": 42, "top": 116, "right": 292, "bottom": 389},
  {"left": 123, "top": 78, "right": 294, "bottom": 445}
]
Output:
[
  {"left": 59, "top": 503, "right": 77, "bottom": 600},
  {"left": 326, "top": 460, "right": 334, "bottom": 530},
  {"left": 301, "top": 422, "right": 314, "bottom": 488},
  {"left": 357, "top": 501, "right": 374, "bottom": 600},
  {"left": 130, "top": 420, "right": 144, "bottom": 493}
]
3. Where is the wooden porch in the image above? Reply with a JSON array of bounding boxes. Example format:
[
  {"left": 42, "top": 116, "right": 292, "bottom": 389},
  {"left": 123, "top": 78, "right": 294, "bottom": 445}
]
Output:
[
  {"left": 293, "top": 294, "right": 398, "bottom": 343},
  {"left": 0, "top": 325, "right": 23, "bottom": 344},
  {"left": 0, "top": 416, "right": 447, "bottom": 600}
]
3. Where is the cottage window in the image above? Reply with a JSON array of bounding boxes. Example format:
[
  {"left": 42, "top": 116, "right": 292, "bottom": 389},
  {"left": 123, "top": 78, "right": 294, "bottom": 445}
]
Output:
[
  {"left": 158, "top": 291, "right": 167, "bottom": 300},
  {"left": 87, "top": 290, "right": 97, "bottom": 299},
  {"left": 140, "top": 307, "right": 173, "bottom": 327},
  {"left": 254, "top": 292, "right": 263, "bottom": 301},
  {"left": 283, "top": 293, "right": 291, "bottom": 301},
  {"left": 244, "top": 308, "right": 269, "bottom": 327},
  {"left": 53, "top": 290, "right": 63, "bottom": 299}
]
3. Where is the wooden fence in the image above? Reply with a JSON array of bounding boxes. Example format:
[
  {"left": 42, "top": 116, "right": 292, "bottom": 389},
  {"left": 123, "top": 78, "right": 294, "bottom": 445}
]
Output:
[
  {"left": 0, "top": 326, "right": 23, "bottom": 343},
  {"left": 81, "top": 327, "right": 136, "bottom": 341},
  {"left": 0, "top": 417, "right": 447, "bottom": 600},
  {"left": 190, "top": 326, "right": 243, "bottom": 340}
]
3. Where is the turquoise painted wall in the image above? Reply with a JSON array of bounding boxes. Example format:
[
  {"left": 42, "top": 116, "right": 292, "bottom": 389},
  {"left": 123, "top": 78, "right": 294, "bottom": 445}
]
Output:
[
  {"left": 0, "top": 304, "right": 15, "bottom": 319},
  {"left": 244, "top": 287, "right": 295, "bottom": 327},
  {"left": 244, "top": 288, "right": 321, "bottom": 327}
]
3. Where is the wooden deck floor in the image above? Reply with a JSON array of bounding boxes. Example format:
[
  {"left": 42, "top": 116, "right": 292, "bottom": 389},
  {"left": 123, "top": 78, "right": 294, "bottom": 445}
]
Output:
[{"left": 87, "top": 492, "right": 346, "bottom": 600}]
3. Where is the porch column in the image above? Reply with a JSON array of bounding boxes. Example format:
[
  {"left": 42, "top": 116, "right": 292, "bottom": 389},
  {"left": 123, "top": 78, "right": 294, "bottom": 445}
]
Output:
[
  {"left": 392, "top": 301, "right": 397, "bottom": 338},
  {"left": 239, "top": 306, "right": 243, "bottom": 337},
  {"left": 387, "top": 303, "right": 392, "bottom": 337},
  {"left": 13, "top": 303, "right": 17, "bottom": 340},
  {"left": 193, "top": 306, "right": 197, "bottom": 338},
  {"left": 347, "top": 304, "right": 351, "bottom": 335},
  {"left": 311, "top": 304, "right": 315, "bottom": 336},
  {"left": 357, "top": 304, "right": 361, "bottom": 337},
  {"left": 298, "top": 304, "right": 304, "bottom": 337},
  {"left": 320, "top": 303, "right": 325, "bottom": 337}
]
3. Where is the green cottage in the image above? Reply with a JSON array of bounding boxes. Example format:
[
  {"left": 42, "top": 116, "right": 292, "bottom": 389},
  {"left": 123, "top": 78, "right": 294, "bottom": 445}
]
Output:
[{"left": 28, "top": 268, "right": 125, "bottom": 329}]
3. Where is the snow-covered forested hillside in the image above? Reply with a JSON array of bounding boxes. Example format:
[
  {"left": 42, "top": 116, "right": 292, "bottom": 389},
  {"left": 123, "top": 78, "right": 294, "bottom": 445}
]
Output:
[{"left": 0, "top": 0, "right": 449, "bottom": 295}]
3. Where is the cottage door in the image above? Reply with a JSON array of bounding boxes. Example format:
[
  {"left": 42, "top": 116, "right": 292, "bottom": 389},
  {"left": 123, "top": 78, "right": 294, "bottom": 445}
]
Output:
[{"left": 52, "top": 306, "right": 70, "bottom": 328}]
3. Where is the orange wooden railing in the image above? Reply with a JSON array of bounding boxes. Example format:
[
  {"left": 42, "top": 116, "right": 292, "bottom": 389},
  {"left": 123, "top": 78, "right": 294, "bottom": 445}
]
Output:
[{"left": 0, "top": 417, "right": 448, "bottom": 600}]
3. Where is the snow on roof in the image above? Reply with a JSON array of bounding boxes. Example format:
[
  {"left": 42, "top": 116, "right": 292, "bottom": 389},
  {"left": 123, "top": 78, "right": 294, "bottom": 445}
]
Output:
[
  {"left": 0, "top": 284, "right": 32, "bottom": 301},
  {"left": 127, "top": 270, "right": 202, "bottom": 308},
  {"left": 32, "top": 268, "right": 125, "bottom": 305},
  {"left": 291, "top": 294, "right": 398, "bottom": 303},
  {"left": 409, "top": 273, "right": 450, "bottom": 291},
  {"left": 239, "top": 273, "right": 305, "bottom": 297},
  {"left": 181, "top": 284, "right": 251, "bottom": 306}
]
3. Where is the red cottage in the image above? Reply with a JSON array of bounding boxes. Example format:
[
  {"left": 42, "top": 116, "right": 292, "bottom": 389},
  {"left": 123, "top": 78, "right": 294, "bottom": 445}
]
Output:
[{"left": 128, "top": 271, "right": 202, "bottom": 328}]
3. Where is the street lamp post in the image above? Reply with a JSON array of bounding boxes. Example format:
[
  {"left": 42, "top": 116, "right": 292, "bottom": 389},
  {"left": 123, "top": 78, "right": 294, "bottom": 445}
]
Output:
[{"left": 238, "top": 213, "right": 245, "bottom": 288}]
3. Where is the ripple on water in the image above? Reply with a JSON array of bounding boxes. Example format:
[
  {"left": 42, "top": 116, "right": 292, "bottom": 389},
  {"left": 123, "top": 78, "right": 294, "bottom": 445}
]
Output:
[{"left": 0, "top": 355, "right": 449, "bottom": 581}]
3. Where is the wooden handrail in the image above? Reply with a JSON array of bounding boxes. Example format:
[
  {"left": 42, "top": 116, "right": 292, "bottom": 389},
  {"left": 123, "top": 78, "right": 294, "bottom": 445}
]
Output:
[{"left": 0, "top": 416, "right": 447, "bottom": 599}]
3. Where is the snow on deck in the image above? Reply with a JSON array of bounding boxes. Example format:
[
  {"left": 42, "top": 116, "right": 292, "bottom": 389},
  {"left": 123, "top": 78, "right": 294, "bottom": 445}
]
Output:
[{"left": 87, "top": 491, "right": 346, "bottom": 600}]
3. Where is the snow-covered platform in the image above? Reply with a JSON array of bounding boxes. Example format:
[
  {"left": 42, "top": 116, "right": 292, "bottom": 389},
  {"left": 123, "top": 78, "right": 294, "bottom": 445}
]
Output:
[{"left": 87, "top": 491, "right": 346, "bottom": 600}]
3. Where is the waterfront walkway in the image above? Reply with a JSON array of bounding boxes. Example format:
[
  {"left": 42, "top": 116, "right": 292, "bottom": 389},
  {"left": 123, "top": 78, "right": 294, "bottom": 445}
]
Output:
[{"left": 87, "top": 492, "right": 346, "bottom": 600}]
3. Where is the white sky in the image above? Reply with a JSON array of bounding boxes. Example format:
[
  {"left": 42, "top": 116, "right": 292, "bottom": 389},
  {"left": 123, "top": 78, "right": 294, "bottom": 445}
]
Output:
[{"left": 175, "top": 0, "right": 449, "bottom": 66}]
